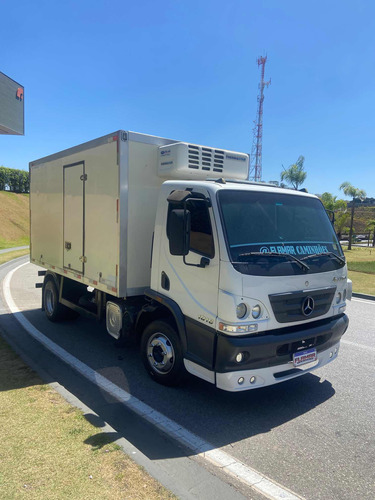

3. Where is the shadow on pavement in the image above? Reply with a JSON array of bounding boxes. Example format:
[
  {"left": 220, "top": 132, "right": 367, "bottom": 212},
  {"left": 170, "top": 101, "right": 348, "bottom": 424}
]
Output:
[{"left": 0, "top": 307, "right": 336, "bottom": 462}]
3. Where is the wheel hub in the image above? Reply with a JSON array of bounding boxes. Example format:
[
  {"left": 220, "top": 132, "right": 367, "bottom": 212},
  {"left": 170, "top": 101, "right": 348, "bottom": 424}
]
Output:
[
  {"left": 147, "top": 333, "right": 175, "bottom": 374},
  {"left": 45, "top": 287, "right": 54, "bottom": 315}
]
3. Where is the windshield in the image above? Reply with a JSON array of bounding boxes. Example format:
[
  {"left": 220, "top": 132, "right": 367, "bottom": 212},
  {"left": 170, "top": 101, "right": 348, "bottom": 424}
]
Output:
[{"left": 218, "top": 190, "right": 344, "bottom": 276}]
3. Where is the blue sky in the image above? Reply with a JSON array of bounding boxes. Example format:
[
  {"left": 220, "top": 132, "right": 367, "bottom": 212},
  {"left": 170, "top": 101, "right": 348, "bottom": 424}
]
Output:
[{"left": 1, "top": 0, "right": 374, "bottom": 198}]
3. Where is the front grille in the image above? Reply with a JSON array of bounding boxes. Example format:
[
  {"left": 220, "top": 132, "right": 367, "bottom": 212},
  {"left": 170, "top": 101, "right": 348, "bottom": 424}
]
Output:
[{"left": 269, "top": 286, "right": 336, "bottom": 323}]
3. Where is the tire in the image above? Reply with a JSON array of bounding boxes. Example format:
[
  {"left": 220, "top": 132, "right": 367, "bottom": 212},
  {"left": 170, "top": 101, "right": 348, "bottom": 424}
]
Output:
[
  {"left": 140, "top": 320, "right": 185, "bottom": 387},
  {"left": 43, "top": 277, "right": 77, "bottom": 322}
]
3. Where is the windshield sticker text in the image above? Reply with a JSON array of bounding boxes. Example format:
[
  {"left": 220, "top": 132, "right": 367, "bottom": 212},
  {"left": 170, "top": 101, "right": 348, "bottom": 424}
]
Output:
[{"left": 259, "top": 244, "right": 329, "bottom": 255}]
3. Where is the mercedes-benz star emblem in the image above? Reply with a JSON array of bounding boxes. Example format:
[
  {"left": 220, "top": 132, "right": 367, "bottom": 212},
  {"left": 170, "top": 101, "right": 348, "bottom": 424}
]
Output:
[{"left": 302, "top": 296, "right": 315, "bottom": 316}]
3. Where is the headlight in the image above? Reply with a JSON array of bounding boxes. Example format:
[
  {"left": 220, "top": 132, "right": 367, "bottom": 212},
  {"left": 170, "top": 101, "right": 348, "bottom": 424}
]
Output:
[
  {"left": 236, "top": 303, "right": 248, "bottom": 319},
  {"left": 343, "top": 289, "right": 347, "bottom": 301},
  {"left": 252, "top": 304, "right": 261, "bottom": 319},
  {"left": 219, "top": 323, "right": 258, "bottom": 334}
]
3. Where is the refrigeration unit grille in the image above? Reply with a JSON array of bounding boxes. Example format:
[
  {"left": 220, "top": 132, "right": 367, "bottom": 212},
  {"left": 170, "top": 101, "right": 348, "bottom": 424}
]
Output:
[{"left": 188, "top": 144, "right": 225, "bottom": 174}]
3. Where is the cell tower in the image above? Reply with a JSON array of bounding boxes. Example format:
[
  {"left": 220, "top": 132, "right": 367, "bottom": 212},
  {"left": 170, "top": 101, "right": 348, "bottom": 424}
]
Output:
[{"left": 249, "top": 55, "right": 271, "bottom": 182}]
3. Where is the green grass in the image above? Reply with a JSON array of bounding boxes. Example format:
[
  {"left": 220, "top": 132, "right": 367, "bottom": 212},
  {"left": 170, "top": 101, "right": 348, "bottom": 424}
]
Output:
[
  {"left": 343, "top": 247, "right": 375, "bottom": 295},
  {"left": 344, "top": 246, "right": 375, "bottom": 262},
  {"left": 0, "top": 236, "right": 30, "bottom": 250},
  {"left": 347, "top": 271, "right": 375, "bottom": 296},
  {"left": 347, "top": 261, "right": 375, "bottom": 274},
  {"left": 0, "top": 249, "right": 29, "bottom": 265},
  {"left": 0, "top": 191, "right": 29, "bottom": 249}
]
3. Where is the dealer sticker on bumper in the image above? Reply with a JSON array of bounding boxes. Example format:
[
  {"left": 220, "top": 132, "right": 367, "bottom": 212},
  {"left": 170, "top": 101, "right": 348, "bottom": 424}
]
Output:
[{"left": 293, "top": 348, "right": 317, "bottom": 367}]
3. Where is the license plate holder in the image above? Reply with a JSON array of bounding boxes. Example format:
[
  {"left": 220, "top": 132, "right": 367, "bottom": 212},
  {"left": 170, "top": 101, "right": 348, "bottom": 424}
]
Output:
[{"left": 293, "top": 348, "right": 317, "bottom": 367}]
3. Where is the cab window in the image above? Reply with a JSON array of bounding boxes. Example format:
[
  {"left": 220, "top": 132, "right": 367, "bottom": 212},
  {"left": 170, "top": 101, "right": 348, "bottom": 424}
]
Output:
[{"left": 167, "top": 199, "right": 215, "bottom": 258}]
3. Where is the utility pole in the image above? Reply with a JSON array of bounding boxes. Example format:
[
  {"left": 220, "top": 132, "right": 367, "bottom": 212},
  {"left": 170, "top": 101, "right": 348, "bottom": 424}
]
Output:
[{"left": 249, "top": 56, "right": 270, "bottom": 182}]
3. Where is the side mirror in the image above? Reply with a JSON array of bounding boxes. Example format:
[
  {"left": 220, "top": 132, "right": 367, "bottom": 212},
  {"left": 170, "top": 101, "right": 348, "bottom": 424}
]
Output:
[{"left": 168, "top": 209, "right": 191, "bottom": 256}]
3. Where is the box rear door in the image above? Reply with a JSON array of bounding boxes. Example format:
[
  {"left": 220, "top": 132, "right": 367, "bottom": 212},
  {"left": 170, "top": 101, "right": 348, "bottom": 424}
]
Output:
[{"left": 63, "top": 162, "right": 84, "bottom": 273}]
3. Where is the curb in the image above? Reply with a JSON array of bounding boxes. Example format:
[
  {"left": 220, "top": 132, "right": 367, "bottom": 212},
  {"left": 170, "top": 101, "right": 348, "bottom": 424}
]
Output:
[{"left": 352, "top": 292, "right": 375, "bottom": 302}]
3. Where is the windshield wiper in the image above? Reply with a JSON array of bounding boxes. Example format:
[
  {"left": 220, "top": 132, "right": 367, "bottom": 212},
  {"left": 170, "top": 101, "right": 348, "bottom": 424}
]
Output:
[
  {"left": 236, "top": 252, "right": 310, "bottom": 272},
  {"left": 301, "top": 252, "right": 346, "bottom": 265}
]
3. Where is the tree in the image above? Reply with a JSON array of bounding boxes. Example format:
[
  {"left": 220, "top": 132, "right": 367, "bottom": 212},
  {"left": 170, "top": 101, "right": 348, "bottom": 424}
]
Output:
[
  {"left": 0, "top": 166, "right": 29, "bottom": 193},
  {"left": 22, "top": 170, "right": 30, "bottom": 193},
  {"left": 280, "top": 155, "right": 307, "bottom": 190},
  {"left": 320, "top": 192, "right": 350, "bottom": 239},
  {"left": 0, "top": 166, "right": 6, "bottom": 190},
  {"left": 365, "top": 219, "right": 375, "bottom": 248},
  {"left": 339, "top": 182, "right": 367, "bottom": 250}
]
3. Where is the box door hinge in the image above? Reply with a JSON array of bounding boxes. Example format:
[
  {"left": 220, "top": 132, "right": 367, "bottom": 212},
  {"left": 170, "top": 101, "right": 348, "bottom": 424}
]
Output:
[
  {"left": 79, "top": 255, "right": 87, "bottom": 263},
  {"left": 80, "top": 174, "right": 87, "bottom": 181}
]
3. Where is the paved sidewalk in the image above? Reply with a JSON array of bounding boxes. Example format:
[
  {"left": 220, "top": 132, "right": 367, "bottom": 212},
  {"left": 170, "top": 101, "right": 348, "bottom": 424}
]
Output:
[{"left": 0, "top": 246, "right": 29, "bottom": 254}]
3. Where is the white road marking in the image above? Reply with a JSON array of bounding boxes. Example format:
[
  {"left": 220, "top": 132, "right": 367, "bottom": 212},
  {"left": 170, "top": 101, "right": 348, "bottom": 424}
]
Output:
[
  {"left": 341, "top": 340, "right": 375, "bottom": 353},
  {"left": 2, "top": 262, "right": 304, "bottom": 500}
]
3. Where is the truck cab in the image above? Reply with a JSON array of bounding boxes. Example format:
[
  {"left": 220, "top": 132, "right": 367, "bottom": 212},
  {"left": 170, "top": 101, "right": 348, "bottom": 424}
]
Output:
[{"left": 145, "top": 179, "right": 349, "bottom": 391}]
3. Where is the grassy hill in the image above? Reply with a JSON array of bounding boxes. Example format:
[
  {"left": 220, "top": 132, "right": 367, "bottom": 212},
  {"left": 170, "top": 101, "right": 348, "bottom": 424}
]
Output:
[
  {"left": 352, "top": 206, "right": 375, "bottom": 234},
  {"left": 0, "top": 191, "right": 29, "bottom": 249}
]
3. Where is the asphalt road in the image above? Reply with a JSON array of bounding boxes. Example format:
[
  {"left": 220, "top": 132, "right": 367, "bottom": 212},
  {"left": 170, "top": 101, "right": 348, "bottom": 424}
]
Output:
[
  {"left": 1, "top": 258, "right": 375, "bottom": 500},
  {"left": 0, "top": 245, "right": 29, "bottom": 254}
]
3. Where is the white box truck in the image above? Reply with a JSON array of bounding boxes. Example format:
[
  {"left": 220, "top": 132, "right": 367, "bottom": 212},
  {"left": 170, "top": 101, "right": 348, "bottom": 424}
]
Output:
[{"left": 30, "top": 131, "right": 350, "bottom": 391}]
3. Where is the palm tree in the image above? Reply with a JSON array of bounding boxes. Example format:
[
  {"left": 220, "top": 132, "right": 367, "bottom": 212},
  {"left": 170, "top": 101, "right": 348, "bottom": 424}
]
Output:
[
  {"left": 339, "top": 182, "right": 367, "bottom": 250},
  {"left": 365, "top": 219, "right": 375, "bottom": 248},
  {"left": 320, "top": 192, "right": 349, "bottom": 239},
  {"left": 280, "top": 156, "right": 307, "bottom": 190}
]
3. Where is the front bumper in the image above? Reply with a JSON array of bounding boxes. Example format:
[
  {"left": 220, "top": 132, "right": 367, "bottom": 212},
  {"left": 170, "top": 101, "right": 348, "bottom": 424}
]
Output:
[
  {"left": 214, "top": 313, "right": 348, "bottom": 391},
  {"left": 216, "top": 341, "right": 341, "bottom": 391}
]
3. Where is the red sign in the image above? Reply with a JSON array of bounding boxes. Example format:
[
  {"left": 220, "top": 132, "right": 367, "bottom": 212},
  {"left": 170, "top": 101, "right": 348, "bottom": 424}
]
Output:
[{"left": 16, "top": 87, "right": 23, "bottom": 101}]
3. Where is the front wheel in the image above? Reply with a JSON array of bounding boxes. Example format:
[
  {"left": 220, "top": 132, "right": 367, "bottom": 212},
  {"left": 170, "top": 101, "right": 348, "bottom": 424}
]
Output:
[{"left": 140, "top": 320, "right": 185, "bottom": 386}]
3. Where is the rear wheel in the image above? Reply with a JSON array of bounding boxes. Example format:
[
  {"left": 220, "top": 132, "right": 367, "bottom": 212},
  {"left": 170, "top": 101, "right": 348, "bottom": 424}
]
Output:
[
  {"left": 43, "top": 277, "right": 78, "bottom": 322},
  {"left": 43, "top": 278, "right": 66, "bottom": 322},
  {"left": 140, "top": 320, "right": 185, "bottom": 386}
]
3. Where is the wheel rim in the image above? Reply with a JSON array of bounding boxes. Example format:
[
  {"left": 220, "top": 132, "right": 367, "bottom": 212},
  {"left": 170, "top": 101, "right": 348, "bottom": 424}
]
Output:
[
  {"left": 146, "top": 332, "right": 175, "bottom": 374},
  {"left": 45, "top": 286, "right": 55, "bottom": 315}
]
